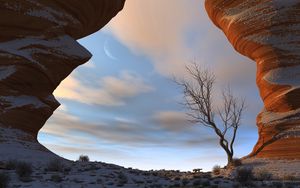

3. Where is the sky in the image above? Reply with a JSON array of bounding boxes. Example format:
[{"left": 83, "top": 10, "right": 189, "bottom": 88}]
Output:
[{"left": 38, "top": 0, "right": 263, "bottom": 172}]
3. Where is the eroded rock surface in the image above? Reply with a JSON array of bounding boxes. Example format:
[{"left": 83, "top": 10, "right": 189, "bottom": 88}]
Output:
[
  {"left": 0, "top": 0, "right": 125, "bottom": 160},
  {"left": 205, "top": 0, "right": 300, "bottom": 158}
]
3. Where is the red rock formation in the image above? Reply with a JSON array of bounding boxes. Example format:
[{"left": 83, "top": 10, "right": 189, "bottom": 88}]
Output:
[
  {"left": 205, "top": 0, "right": 300, "bottom": 159},
  {"left": 0, "top": 0, "right": 125, "bottom": 161}
]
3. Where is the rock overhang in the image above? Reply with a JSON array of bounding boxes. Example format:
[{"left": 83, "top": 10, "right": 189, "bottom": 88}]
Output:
[{"left": 0, "top": 0, "right": 125, "bottom": 39}]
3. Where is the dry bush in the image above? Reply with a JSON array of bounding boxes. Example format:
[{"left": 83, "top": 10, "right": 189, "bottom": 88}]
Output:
[
  {"left": 0, "top": 173, "right": 10, "bottom": 188},
  {"left": 235, "top": 167, "right": 253, "bottom": 183},
  {"left": 46, "top": 159, "right": 65, "bottom": 172},
  {"left": 212, "top": 165, "right": 221, "bottom": 175},
  {"left": 78, "top": 155, "right": 90, "bottom": 162},
  {"left": 231, "top": 158, "right": 242, "bottom": 167},
  {"left": 16, "top": 162, "right": 33, "bottom": 182},
  {"left": 255, "top": 169, "right": 272, "bottom": 181}
]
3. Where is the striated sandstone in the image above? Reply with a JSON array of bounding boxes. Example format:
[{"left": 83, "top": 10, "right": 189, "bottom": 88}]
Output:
[
  {"left": 0, "top": 0, "right": 125, "bottom": 160},
  {"left": 205, "top": 0, "right": 300, "bottom": 159}
]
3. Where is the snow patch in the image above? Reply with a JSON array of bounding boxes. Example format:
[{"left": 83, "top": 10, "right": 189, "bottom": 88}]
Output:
[
  {"left": 0, "top": 127, "right": 60, "bottom": 165},
  {"left": 222, "top": 0, "right": 300, "bottom": 57},
  {"left": 276, "top": 125, "right": 300, "bottom": 139},
  {"left": 26, "top": 9, "right": 67, "bottom": 26},
  {"left": 0, "top": 65, "right": 16, "bottom": 80},
  {"left": 3, "top": 0, "right": 79, "bottom": 26},
  {"left": 243, "top": 158, "right": 300, "bottom": 179},
  {"left": 263, "top": 65, "right": 300, "bottom": 88},
  {"left": 0, "top": 95, "right": 48, "bottom": 110},
  {"left": 0, "top": 35, "right": 91, "bottom": 71},
  {"left": 245, "top": 31, "right": 300, "bottom": 56},
  {"left": 45, "top": 95, "right": 57, "bottom": 103},
  {"left": 259, "top": 108, "right": 300, "bottom": 125},
  {"left": 223, "top": 2, "right": 275, "bottom": 30},
  {"left": 25, "top": 0, "right": 79, "bottom": 26}
]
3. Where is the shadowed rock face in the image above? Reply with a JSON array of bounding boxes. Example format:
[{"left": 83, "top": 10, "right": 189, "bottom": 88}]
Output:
[
  {"left": 0, "top": 1, "right": 125, "bottom": 138},
  {"left": 205, "top": 0, "right": 300, "bottom": 159}
]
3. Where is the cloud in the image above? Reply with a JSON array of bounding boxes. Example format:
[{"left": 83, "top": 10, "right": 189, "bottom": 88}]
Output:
[
  {"left": 107, "top": 0, "right": 263, "bottom": 119},
  {"left": 152, "top": 111, "right": 192, "bottom": 132},
  {"left": 54, "top": 71, "right": 154, "bottom": 106},
  {"left": 81, "top": 60, "right": 96, "bottom": 68},
  {"left": 38, "top": 1, "right": 262, "bottom": 171},
  {"left": 42, "top": 106, "right": 251, "bottom": 150},
  {"left": 44, "top": 144, "right": 132, "bottom": 160},
  {"left": 107, "top": 0, "right": 261, "bottom": 118},
  {"left": 108, "top": 0, "right": 205, "bottom": 77},
  {"left": 107, "top": 0, "right": 256, "bottom": 80},
  {"left": 39, "top": 105, "right": 254, "bottom": 171},
  {"left": 42, "top": 107, "right": 215, "bottom": 148},
  {"left": 42, "top": 107, "right": 162, "bottom": 147}
]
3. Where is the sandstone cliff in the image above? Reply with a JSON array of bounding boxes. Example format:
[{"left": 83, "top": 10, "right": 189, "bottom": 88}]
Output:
[
  {"left": 205, "top": 0, "right": 300, "bottom": 159},
  {"left": 0, "top": 0, "right": 125, "bottom": 161}
]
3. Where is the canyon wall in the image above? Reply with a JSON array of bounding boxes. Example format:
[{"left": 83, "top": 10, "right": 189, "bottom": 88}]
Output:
[
  {"left": 205, "top": 0, "right": 300, "bottom": 159},
  {"left": 0, "top": 0, "right": 125, "bottom": 161}
]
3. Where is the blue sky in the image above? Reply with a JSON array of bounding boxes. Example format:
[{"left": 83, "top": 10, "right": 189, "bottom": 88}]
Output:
[{"left": 38, "top": 0, "right": 262, "bottom": 171}]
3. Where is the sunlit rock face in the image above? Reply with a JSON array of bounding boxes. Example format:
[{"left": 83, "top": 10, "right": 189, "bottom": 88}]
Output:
[
  {"left": 0, "top": 0, "right": 125, "bottom": 160},
  {"left": 205, "top": 0, "right": 300, "bottom": 159}
]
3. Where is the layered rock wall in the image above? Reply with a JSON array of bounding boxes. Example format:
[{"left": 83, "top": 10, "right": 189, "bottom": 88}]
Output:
[
  {"left": 0, "top": 0, "right": 124, "bottom": 148},
  {"left": 205, "top": 0, "right": 300, "bottom": 158}
]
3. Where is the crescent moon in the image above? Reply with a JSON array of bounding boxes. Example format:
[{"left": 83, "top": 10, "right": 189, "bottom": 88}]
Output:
[{"left": 103, "top": 40, "right": 118, "bottom": 60}]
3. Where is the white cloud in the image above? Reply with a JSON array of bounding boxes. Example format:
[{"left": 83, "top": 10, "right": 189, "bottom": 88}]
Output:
[
  {"left": 108, "top": 0, "right": 205, "bottom": 77},
  {"left": 107, "top": 0, "right": 256, "bottom": 87},
  {"left": 153, "top": 111, "right": 192, "bottom": 132},
  {"left": 42, "top": 108, "right": 218, "bottom": 148},
  {"left": 81, "top": 60, "right": 96, "bottom": 68},
  {"left": 54, "top": 71, "right": 154, "bottom": 106}
]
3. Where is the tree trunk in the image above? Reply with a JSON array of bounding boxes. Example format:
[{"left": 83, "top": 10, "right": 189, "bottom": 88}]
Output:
[{"left": 226, "top": 153, "right": 233, "bottom": 168}]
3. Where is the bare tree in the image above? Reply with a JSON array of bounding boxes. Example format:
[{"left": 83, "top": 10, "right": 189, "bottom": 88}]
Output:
[{"left": 175, "top": 63, "right": 245, "bottom": 167}]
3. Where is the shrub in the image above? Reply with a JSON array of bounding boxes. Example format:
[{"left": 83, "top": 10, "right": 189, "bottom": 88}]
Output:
[
  {"left": 78, "top": 155, "right": 90, "bottom": 162},
  {"left": 64, "top": 166, "right": 71, "bottom": 172},
  {"left": 283, "top": 175, "right": 296, "bottom": 181},
  {"left": 174, "top": 177, "right": 180, "bottom": 181},
  {"left": 202, "top": 172, "right": 212, "bottom": 179},
  {"left": 272, "top": 182, "right": 283, "bottom": 188},
  {"left": 255, "top": 169, "right": 272, "bottom": 180},
  {"left": 202, "top": 180, "right": 210, "bottom": 186},
  {"left": 0, "top": 173, "right": 10, "bottom": 188},
  {"left": 284, "top": 182, "right": 298, "bottom": 188},
  {"left": 46, "top": 159, "right": 65, "bottom": 172},
  {"left": 149, "top": 185, "right": 162, "bottom": 188},
  {"left": 235, "top": 167, "right": 253, "bottom": 183},
  {"left": 5, "top": 160, "right": 17, "bottom": 170},
  {"left": 172, "top": 183, "right": 181, "bottom": 187},
  {"left": 232, "top": 182, "right": 240, "bottom": 188},
  {"left": 231, "top": 158, "right": 242, "bottom": 167},
  {"left": 16, "top": 162, "right": 33, "bottom": 182},
  {"left": 117, "top": 172, "right": 128, "bottom": 186},
  {"left": 192, "top": 180, "right": 201, "bottom": 186},
  {"left": 51, "top": 174, "right": 63, "bottom": 183},
  {"left": 181, "top": 178, "right": 189, "bottom": 186},
  {"left": 212, "top": 165, "right": 221, "bottom": 175}
]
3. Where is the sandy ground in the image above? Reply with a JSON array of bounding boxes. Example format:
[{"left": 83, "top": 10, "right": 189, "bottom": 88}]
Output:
[
  {"left": 1, "top": 127, "right": 300, "bottom": 188},
  {"left": 242, "top": 158, "right": 300, "bottom": 179},
  {"left": 0, "top": 160, "right": 300, "bottom": 188}
]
